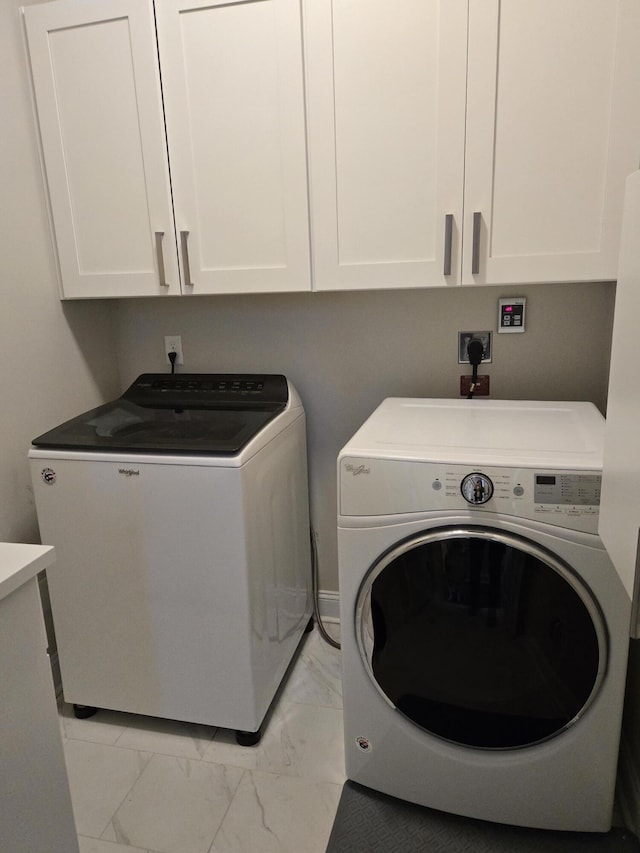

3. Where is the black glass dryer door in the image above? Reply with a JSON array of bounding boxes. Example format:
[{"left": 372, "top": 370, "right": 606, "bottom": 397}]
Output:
[{"left": 356, "top": 527, "right": 606, "bottom": 750}]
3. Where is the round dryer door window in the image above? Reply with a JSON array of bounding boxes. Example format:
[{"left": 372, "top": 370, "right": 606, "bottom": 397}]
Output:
[{"left": 356, "top": 527, "right": 607, "bottom": 750}]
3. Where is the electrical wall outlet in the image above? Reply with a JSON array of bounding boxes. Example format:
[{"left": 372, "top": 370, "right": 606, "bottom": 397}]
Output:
[
  {"left": 164, "top": 335, "right": 184, "bottom": 365},
  {"left": 460, "top": 375, "right": 490, "bottom": 396},
  {"left": 458, "top": 331, "right": 492, "bottom": 364}
]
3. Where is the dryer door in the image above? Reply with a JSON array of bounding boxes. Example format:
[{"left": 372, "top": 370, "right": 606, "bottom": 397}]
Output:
[{"left": 356, "top": 527, "right": 606, "bottom": 749}]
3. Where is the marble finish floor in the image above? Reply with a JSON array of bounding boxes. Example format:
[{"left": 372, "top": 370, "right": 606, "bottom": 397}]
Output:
[{"left": 59, "top": 623, "right": 344, "bottom": 853}]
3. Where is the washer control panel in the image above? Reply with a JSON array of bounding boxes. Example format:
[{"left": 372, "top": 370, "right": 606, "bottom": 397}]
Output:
[{"left": 339, "top": 457, "right": 601, "bottom": 534}]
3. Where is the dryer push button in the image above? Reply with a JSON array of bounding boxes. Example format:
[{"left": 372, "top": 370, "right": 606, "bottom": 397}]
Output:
[{"left": 461, "top": 473, "right": 494, "bottom": 505}]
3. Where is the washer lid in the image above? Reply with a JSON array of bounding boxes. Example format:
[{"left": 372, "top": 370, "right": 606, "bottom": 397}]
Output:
[
  {"left": 341, "top": 398, "right": 604, "bottom": 469},
  {"left": 31, "top": 373, "right": 289, "bottom": 455}
]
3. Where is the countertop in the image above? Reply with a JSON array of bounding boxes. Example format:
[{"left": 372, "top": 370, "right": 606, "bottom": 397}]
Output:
[{"left": 0, "top": 542, "right": 55, "bottom": 601}]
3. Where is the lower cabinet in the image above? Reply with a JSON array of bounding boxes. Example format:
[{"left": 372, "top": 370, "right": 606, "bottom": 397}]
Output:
[{"left": 0, "top": 545, "right": 79, "bottom": 853}]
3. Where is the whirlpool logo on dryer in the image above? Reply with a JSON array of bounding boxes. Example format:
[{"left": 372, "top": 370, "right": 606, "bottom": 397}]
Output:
[
  {"left": 118, "top": 468, "right": 140, "bottom": 477},
  {"left": 345, "top": 463, "right": 370, "bottom": 476}
]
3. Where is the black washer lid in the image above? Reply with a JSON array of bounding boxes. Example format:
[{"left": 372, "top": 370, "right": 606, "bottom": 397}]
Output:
[
  {"left": 122, "top": 373, "right": 289, "bottom": 409},
  {"left": 31, "top": 373, "right": 290, "bottom": 455}
]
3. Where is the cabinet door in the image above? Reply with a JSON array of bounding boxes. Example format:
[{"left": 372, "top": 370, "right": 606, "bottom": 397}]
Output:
[
  {"left": 24, "top": 0, "right": 180, "bottom": 298},
  {"left": 599, "top": 170, "right": 640, "bottom": 608},
  {"left": 464, "top": 0, "right": 640, "bottom": 286},
  {"left": 304, "top": 0, "right": 468, "bottom": 291},
  {"left": 155, "top": 0, "right": 310, "bottom": 294}
]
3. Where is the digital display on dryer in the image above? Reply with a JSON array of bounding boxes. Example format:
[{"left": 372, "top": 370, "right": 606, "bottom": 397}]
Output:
[
  {"left": 536, "top": 475, "right": 556, "bottom": 486},
  {"left": 534, "top": 473, "right": 601, "bottom": 506}
]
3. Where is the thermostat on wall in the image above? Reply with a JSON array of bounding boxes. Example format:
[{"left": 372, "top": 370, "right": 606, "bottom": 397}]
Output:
[{"left": 498, "top": 297, "right": 526, "bottom": 333}]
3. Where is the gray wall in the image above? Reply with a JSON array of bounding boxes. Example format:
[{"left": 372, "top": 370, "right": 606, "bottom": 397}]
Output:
[{"left": 115, "top": 280, "right": 616, "bottom": 590}]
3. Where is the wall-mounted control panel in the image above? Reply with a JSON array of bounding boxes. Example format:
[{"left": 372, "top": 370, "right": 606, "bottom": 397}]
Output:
[{"left": 498, "top": 297, "right": 526, "bottom": 333}]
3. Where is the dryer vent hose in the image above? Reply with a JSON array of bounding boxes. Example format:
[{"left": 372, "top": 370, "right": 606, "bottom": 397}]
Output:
[{"left": 311, "top": 528, "right": 341, "bottom": 650}]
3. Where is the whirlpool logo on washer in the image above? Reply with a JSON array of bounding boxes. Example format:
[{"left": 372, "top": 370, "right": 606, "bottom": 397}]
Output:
[
  {"left": 118, "top": 468, "right": 140, "bottom": 477},
  {"left": 345, "top": 463, "right": 370, "bottom": 476}
]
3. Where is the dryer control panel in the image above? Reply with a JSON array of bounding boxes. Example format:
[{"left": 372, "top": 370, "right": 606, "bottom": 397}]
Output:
[
  {"left": 533, "top": 473, "right": 601, "bottom": 506},
  {"left": 339, "top": 457, "right": 601, "bottom": 534}
]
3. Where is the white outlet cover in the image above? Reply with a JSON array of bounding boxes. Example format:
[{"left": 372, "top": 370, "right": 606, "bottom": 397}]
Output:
[{"left": 164, "top": 335, "right": 184, "bottom": 365}]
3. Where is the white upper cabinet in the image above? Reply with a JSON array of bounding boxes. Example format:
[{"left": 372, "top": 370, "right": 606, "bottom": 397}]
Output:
[
  {"left": 155, "top": 0, "right": 310, "bottom": 294},
  {"left": 24, "top": 0, "right": 180, "bottom": 298},
  {"left": 25, "top": 0, "right": 640, "bottom": 296},
  {"left": 305, "top": 0, "right": 640, "bottom": 290},
  {"left": 24, "top": 0, "right": 310, "bottom": 298},
  {"left": 304, "top": 0, "right": 468, "bottom": 290},
  {"left": 464, "top": 0, "right": 640, "bottom": 286}
]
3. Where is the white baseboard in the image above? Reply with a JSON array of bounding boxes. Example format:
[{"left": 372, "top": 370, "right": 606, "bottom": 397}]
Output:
[
  {"left": 317, "top": 589, "right": 340, "bottom": 623},
  {"left": 617, "top": 731, "right": 640, "bottom": 835}
]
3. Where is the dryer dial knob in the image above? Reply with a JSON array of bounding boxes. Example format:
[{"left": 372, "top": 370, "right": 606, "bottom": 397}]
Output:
[{"left": 461, "top": 473, "right": 494, "bottom": 505}]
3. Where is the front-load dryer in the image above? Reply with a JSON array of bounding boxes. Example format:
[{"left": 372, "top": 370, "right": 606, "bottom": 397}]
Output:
[{"left": 337, "top": 398, "right": 631, "bottom": 832}]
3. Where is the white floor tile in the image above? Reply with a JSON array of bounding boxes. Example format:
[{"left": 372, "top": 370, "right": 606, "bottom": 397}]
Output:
[
  {"left": 78, "top": 835, "right": 161, "bottom": 853},
  {"left": 62, "top": 628, "right": 344, "bottom": 851},
  {"left": 114, "top": 715, "right": 216, "bottom": 760},
  {"left": 202, "top": 700, "right": 346, "bottom": 785},
  {"left": 60, "top": 703, "right": 129, "bottom": 745},
  {"left": 210, "top": 770, "right": 342, "bottom": 853},
  {"left": 283, "top": 629, "right": 343, "bottom": 709},
  {"left": 102, "top": 754, "right": 244, "bottom": 853},
  {"left": 320, "top": 620, "right": 342, "bottom": 645},
  {"left": 64, "top": 740, "right": 152, "bottom": 838}
]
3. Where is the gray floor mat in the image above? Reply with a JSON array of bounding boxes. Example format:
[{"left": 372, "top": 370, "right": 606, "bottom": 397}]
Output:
[{"left": 326, "top": 781, "right": 640, "bottom": 852}]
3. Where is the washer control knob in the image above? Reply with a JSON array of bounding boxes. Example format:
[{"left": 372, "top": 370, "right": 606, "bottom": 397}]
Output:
[{"left": 461, "top": 473, "right": 494, "bottom": 505}]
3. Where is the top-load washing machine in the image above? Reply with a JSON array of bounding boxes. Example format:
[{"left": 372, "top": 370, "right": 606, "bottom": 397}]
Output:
[
  {"left": 29, "top": 373, "right": 311, "bottom": 744},
  {"left": 338, "top": 398, "right": 631, "bottom": 832}
]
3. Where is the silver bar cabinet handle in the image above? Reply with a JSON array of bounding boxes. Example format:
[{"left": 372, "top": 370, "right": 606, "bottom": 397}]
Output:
[
  {"left": 443, "top": 214, "right": 453, "bottom": 276},
  {"left": 155, "top": 232, "right": 169, "bottom": 287},
  {"left": 472, "top": 211, "right": 482, "bottom": 275},
  {"left": 180, "top": 230, "right": 193, "bottom": 287}
]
